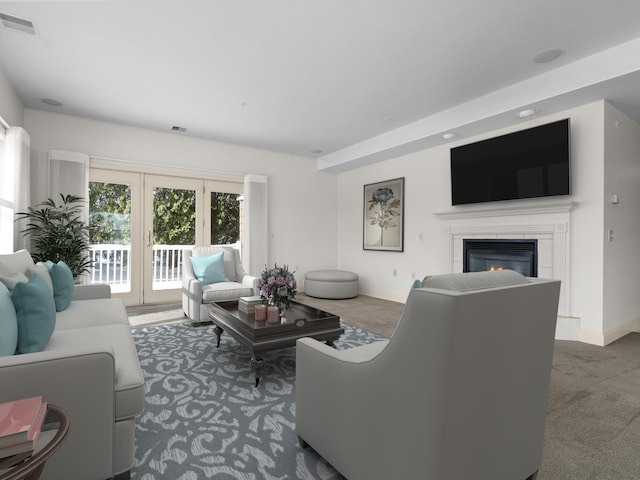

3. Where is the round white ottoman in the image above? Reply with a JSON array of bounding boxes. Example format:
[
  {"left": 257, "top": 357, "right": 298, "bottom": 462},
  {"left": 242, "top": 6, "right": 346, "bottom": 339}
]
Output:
[{"left": 304, "top": 270, "right": 359, "bottom": 299}]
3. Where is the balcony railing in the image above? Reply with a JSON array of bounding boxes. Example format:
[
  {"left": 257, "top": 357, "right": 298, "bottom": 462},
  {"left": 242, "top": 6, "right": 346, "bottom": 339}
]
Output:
[{"left": 90, "top": 244, "right": 191, "bottom": 292}]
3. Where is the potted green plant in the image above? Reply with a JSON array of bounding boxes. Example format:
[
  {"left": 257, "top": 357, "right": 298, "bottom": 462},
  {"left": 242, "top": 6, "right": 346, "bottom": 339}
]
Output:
[{"left": 16, "top": 194, "right": 93, "bottom": 280}]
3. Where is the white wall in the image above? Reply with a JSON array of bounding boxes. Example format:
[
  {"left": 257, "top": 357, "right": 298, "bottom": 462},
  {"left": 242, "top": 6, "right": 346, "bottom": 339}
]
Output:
[
  {"left": 602, "top": 103, "right": 640, "bottom": 341},
  {"left": 0, "top": 71, "right": 23, "bottom": 127},
  {"left": 23, "top": 109, "right": 338, "bottom": 282},
  {"left": 19, "top": 100, "right": 640, "bottom": 344},
  {"left": 337, "top": 101, "right": 639, "bottom": 344}
]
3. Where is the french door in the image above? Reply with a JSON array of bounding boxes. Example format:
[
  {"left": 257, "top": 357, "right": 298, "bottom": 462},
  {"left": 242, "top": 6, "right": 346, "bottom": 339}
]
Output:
[
  {"left": 89, "top": 169, "right": 242, "bottom": 306},
  {"left": 89, "top": 169, "right": 142, "bottom": 306},
  {"left": 142, "top": 175, "right": 202, "bottom": 304}
]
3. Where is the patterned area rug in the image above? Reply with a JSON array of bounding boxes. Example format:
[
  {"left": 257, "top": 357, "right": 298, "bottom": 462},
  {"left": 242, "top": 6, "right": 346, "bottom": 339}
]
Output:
[{"left": 131, "top": 321, "right": 384, "bottom": 479}]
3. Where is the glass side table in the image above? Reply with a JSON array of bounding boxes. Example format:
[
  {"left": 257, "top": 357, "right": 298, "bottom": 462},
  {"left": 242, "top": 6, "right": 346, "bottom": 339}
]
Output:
[{"left": 0, "top": 405, "right": 70, "bottom": 480}]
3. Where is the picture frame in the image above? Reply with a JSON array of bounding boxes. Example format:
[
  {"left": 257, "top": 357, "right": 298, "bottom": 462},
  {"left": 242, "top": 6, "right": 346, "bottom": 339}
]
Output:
[{"left": 363, "top": 177, "right": 404, "bottom": 251}]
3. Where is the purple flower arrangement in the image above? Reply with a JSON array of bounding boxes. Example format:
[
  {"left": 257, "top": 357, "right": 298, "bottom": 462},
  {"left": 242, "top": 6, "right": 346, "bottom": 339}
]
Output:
[{"left": 259, "top": 263, "right": 297, "bottom": 310}]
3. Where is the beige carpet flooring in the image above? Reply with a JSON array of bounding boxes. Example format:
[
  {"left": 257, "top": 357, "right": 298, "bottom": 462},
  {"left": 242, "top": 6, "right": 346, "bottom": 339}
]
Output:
[{"left": 127, "top": 294, "right": 640, "bottom": 479}]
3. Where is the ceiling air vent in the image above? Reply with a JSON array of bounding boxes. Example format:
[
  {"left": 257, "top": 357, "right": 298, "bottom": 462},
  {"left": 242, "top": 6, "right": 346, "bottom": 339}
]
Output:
[
  {"left": 171, "top": 126, "right": 187, "bottom": 132},
  {"left": 0, "top": 12, "right": 37, "bottom": 35}
]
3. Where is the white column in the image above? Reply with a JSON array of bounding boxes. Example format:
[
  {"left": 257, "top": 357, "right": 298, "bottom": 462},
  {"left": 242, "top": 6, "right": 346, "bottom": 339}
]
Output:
[{"left": 242, "top": 174, "right": 268, "bottom": 276}]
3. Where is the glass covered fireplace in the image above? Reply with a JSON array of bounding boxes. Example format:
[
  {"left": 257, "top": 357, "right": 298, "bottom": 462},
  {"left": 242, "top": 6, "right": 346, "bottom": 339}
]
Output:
[{"left": 463, "top": 239, "right": 538, "bottom": 277}]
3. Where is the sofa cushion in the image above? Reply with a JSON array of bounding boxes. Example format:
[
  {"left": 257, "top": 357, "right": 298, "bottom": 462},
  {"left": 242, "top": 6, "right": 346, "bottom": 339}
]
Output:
[
  {"left": 0, "top": 282, "right": 18, "bottom": 356},
  {"left": 0, "top": 250, "right": 34, "bottom": 276},
  {"left": 0, "top": 272, "right": 29, "bottom": 290},
  {"left": 190, "top": 251, "right": 227, "bottom": 285},
  {"left": 45, "top": 324, "right": 145, "bottom": 420},
  {"left": 12, "top": 274, "right": 56, "bottom": 354},
  {"left": 28, "top": 263, "right": 54, "bottom": 293},
  {"left": 56, "top": 297, "right": 129, "bottom": 330},
  {"left": 46, "top": 261, "right": 75, "bottom": 311},
  {"left": 202, "top": 281, "right": 255, "bottom": 303},
  {"left": 421, "top": 270, "right": 530, "bottom": 292}
]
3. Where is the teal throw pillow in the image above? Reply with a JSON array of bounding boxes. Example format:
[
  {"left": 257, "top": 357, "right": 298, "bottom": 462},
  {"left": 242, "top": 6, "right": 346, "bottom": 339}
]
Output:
[
  {"left": 46, "top": 261, "right": 75, "bottom": 311},
  {"left": 0, "top": 282, "right": 18, "bottom": 356},
  {"left": 12, "top": 274, "right": 56, "bottom": 354},
  {"left": 189, "top": 252, "right": 228, "bottom": 285}
]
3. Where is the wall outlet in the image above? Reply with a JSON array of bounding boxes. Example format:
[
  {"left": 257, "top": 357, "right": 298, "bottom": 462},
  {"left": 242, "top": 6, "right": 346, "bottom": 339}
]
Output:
[{"left": 393, "top": 269, "right": 397, "bottom": 277}]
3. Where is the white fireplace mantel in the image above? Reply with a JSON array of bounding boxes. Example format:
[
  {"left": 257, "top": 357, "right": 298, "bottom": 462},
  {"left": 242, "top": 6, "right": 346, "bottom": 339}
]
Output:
[
  {"left": 434, "top": 199, "right": 577, "bottom": 220},
  {"left": 434, "top": 199, "right": 574, "bottom": 318}
]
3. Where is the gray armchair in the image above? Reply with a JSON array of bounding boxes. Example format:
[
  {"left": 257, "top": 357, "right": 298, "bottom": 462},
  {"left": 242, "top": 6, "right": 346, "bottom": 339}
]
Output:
[
  {"left": 182, "top": 245, "right": 260, "bottom": 323},
  {"left": 296, "top": 270, "right": 560, "bottom": 480}
]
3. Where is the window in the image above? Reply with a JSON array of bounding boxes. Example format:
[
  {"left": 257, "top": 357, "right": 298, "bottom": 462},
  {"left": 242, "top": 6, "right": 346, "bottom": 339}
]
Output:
[{"left": 210, "top": 191, "right": 241, "bottom": 245}]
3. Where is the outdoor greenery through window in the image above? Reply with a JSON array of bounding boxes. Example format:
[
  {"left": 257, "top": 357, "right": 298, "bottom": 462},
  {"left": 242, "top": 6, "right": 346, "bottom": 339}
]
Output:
[
  {"left": 90, "top": 185, "right": 240, "bottom": 245},
  {"left": 89, "top": 182, "right": 133, "bottom": 289},
  {"left": 89, "top": 182, "right": 132, "bottom": 244},
  {"left": 152, "top": 187, "right": 196, "bottom": 246},
  {"left": 211, "top": 192, "right": 240, "bottom": 244},
  {"left": 88, "top": 180, "right": 241, "bottom": 292}
]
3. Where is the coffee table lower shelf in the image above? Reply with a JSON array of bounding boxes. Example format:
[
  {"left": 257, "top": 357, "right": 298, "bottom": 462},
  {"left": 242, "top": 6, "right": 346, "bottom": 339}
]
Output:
[{"left": 208, "top": 300, "right": 344, "bottom": 386}]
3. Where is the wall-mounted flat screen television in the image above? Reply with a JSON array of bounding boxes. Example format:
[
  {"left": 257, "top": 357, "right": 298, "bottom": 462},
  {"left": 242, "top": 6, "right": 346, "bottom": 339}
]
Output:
[{"left": 450, "top": 118, "right": 570, "bottom": 205}]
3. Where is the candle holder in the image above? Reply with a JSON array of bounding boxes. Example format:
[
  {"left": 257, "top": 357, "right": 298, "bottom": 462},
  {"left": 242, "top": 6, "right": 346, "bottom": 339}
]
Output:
[
  {"left": 267, "top": 305, "right": 280, "bottom": 324},
  {"left": 254, "top": 304, "right": 266, "bottom": 321}
]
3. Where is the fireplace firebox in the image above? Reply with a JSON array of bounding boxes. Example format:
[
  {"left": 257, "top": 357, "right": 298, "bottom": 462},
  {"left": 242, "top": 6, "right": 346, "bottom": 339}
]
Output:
[{"left": 463, "top": 239, "right": 538, "bottom": 277}]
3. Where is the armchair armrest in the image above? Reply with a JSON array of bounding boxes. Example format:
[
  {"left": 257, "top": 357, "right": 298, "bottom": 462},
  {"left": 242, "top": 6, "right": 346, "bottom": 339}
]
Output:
[
  {"left": 295, "top": 337, "right": 397, "bottom": 478},
  {"left": 297, "top": 337, "right": 388, "bottom": 364},
  {"left": 241, "top": 274, "right": 261, "bottom": 295},
  {"left": 0, "top": 346, "right": 117, "bottom": 480},
  {"left": 73, "top": 283, "right": 111, "bottom": 300},
  {"left": 182, "top": 272, "right": 203, "bottom": 321}
]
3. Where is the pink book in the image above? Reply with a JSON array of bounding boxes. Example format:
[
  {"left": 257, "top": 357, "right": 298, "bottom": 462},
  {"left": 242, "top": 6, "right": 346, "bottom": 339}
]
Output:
[
  {"left": 0, "top": 396, "right": 44, "bottom": 448},
  {"left": 0, "top": 402, "right": 47, "bottom": 460}
]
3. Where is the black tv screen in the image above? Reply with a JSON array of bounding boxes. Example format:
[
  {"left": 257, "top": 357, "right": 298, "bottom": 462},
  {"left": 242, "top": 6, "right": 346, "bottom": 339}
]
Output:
[{"left": 450, "top": 119, "right": 570, "bottom": 205}]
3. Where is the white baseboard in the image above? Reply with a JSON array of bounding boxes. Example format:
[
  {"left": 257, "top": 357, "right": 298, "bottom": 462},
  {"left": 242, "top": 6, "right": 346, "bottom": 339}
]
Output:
[
  {"left": 578, "top": 316, "right": 640, "bottom": 346},
  {"left": 359, "top": 289, "right": 406, "bottom": 304}
]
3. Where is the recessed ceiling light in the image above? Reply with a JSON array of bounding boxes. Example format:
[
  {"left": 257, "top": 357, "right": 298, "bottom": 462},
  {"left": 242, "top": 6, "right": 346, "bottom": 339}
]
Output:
[
  {"left": 310, "top": 149, "right": 323, "bottom": 154},
  {"left": 518, "top": 109, "right": 537, "bottom": 118},
  {"left": 532, "top": 48, "right": 563, "bottom": 64},
  {"left": 40, "top": 98, "right": 63, "bottom": 106},
  {"left": 442, "top": 132, "right": 456, "bottom": 140},
  {"left": 0, "top": 12, "right": 37, "bottom": 35}
]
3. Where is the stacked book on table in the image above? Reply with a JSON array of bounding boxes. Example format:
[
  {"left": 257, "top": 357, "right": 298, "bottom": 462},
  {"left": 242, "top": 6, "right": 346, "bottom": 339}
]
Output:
[
  {"left": 238, "top": 296, "right": 263, "bottom": 314},
  {"left": 0, "top": 396, "right": 47, "bottom": 460}
]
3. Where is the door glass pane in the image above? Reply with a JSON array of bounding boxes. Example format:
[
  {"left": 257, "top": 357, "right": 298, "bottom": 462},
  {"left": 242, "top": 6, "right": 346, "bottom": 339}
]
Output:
[
  {"left": 89, "top": 182, "right": 132, "bottom": 293},
  {"left": 153, "top": 187, "right": 196, "bottom": 290},
  {"left": 210, "top": 192, "right": 240, "bottom": 245}
]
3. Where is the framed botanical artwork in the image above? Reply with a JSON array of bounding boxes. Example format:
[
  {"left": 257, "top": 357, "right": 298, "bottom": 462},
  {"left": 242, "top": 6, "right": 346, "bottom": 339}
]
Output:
[{"left": 363, "top": 177, "right": 404, "bottom": 251}]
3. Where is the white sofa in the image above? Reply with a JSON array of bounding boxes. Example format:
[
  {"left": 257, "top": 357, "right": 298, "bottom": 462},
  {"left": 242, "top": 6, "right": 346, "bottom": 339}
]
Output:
[
  {"left": 182, "top": 245, "right": 260, "bottom": 323},
  {"left": 296, "top": 270, "right": 561, "bottom": 480},
  {"left": 0, "top": 250, "right": 145, "bottom": 480}
]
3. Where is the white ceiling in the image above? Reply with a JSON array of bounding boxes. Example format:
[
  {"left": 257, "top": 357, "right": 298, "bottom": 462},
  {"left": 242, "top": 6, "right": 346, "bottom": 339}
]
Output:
[{"left": 1, "top": 1, "right": 640, "bottom": 172}]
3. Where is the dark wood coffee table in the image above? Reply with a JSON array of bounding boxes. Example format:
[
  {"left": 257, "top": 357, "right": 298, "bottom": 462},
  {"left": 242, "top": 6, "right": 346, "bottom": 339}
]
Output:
[{"left": 208, "top": 300, "right": 344, "bottom": 386}]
